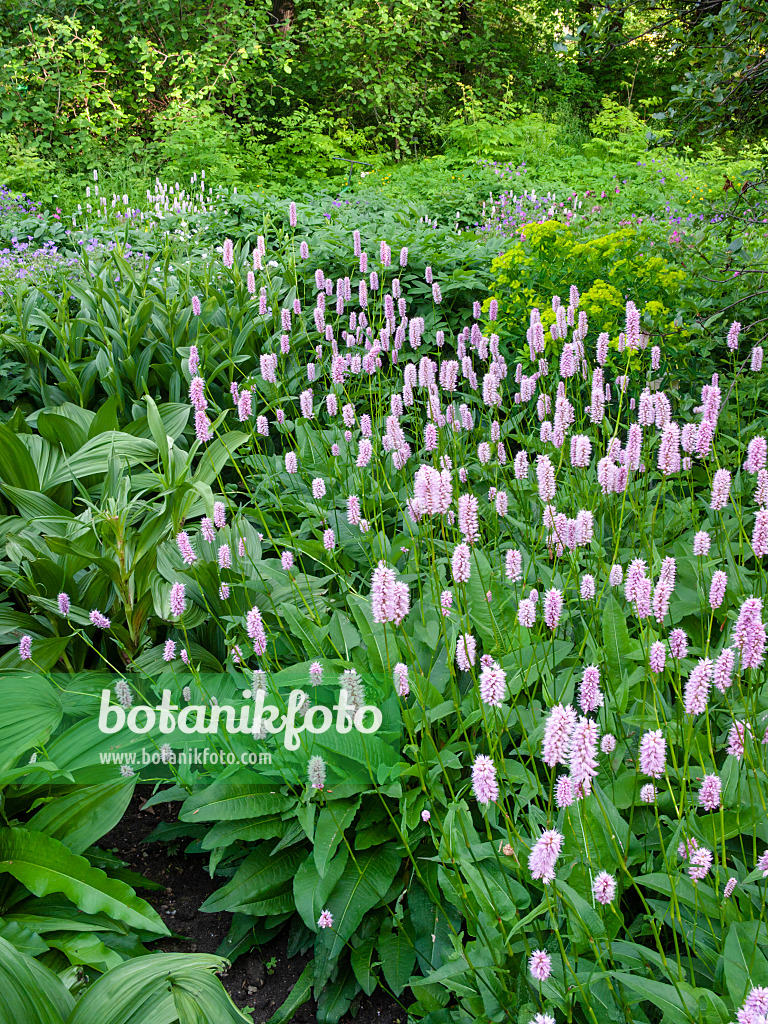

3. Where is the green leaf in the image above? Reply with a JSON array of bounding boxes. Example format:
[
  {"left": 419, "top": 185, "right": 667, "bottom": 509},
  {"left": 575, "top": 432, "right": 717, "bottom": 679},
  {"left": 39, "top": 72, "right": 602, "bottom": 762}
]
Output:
[
  {"left": 0, "top": 935, "right": 73, "bottom": 1024},
  {"left": 0, "top": 828, "right": 168, "bottom": 936},
  {"left": 378, "top": 925, "right": 416, "bottom": 996},
  {"left": 27, "top": 778, "right": 135, "bottom": 855},
  {"left": 180, "top": 784, "right": 293, "bottom": 822},
  {"left": 346, "top": 593, "right": 397, "bottom": 673},
  {"left": 723, "top": 921, "right": 768, "bottom": 1008},
  {"left": 314, "top": 845, "right": 401, "bottom": 988},
  {"left": 313, "top": 799, "right": 360, "bottom": 877},
  {"left": 46, "top": 432, "right": 158, "bottom": 488},
  {"left": 350, "top": 936, "right": 378, "bottom": 996},
  {"left": 602, "top": 596, "right": 631, "bottom": 681},
  {"left": 609, "top": 971, "right": 706, "bottom": 1023},
  {"left": 200, "top": 846, "right": 305, "bottom": 914},
  {"left": 0, "top": 672, "right": 63, "bottom": 770},
  {"left": 294, "top": 847, "right": 348, "bottom": 931},
  {"left": 200, "top": 816, "right": 285, "bottom": 851},
  {"left": 266, "top": 960, "right": 314, "bottom": 1024},
  {"left": 65, "top": 953, "right": 250, "bottom": 1024},
  {"left": 0, "top": 423, "right": 39, "bottom": 489}
]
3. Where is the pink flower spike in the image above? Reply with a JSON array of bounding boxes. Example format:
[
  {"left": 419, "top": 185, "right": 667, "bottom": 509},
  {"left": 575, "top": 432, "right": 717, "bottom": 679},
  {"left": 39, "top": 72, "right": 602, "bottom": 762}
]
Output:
[
  {"left": 471, "top": 754, "right": 499, "bottom": 807},
  {"left": 528, "top": 949, "right": 551, "bottom": 981},
  {"left": 592, "top": 871, "right": 617, "bottom": 905},
  {"left": 528, "top": 829, "right": 564, "bottom": 884}
]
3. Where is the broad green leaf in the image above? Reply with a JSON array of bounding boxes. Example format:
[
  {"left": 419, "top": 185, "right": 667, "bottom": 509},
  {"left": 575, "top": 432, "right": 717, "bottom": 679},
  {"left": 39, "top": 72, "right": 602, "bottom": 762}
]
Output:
[
  {"left": 27, "top": 778, "right": 135, "bottom": 855},
  {"left": 602, "top": 596, "right": 631, "bottom": 681},
  {"left": 65, "top": 953, "right": 249, "bottom": 1024},
  {"left": 200, "top": 816, "right": 285, "bottom": 851},
  {"left": 46, "top": 432, "right": 158, "bottom": 488},
  {"left": 350, "top": 936, "right": 378, "bottom": 996},
  {"left": 610, "top": 971, "right": 709, "bottom": 1024},
  {"left": 200, "top": 846, "right": 305, "bottom": 914},
  {"left": 294, "top": 847, "right": 348, "bottom": 931},
  {"left": 0, "top": 672, "right": 63, "bottom": 770},
  {"left": 0, "top": 423, "right": 39, "bottom": 489},
  {"left": 180, "top": 785, "right": 293, "bottom": 823},
  {"left": 723, "top": 921, "right": 768, "bottom": 1008},
  {"left": 0, "top": 829, "right": 168, "bottom": 936},
  {"left": 0, "top": 935, "right": 73, "bottom": 1024},
  {"left": 313, "top": 799, "right": 360, "bottom": 877},
  {"left": 314, "top": 845, "right": 401, "bottom": 988},
  {"left": 378, "top": 926, "right": 416, "bottom": 996}
]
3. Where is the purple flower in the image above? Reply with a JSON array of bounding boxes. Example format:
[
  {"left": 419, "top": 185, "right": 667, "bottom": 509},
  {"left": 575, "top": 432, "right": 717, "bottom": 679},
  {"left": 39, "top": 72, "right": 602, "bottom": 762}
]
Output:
[
  {"left": 169, "top": 583, "right": 186, "bottom": 618},
  {"left": 698, "top": 773, "right": 721, "bottom": 811},
  {"left": 669, "top": 628, "right": 688, "bottom": 659},
  {"left": 528, "top": 949, "right": 551, "bottom": 981},
  {"left": 451, "top": 543, "right": 471, "bottom": 583},
  {"left": 709, "top": 570, "right": 727, "bottom": 609},
  {"left": 456, "top": 633, "right": 476, "bottom": 670},
  {"left": 89, "top": 609, "right": 111, "bottom": 629},
  {"left": 247, "top": 604, "right": 268, "bottom": 655},
  {"left": 528, "top": 829, "right": 563, "bottom": 883},
  {"left": 543, "top": 588, "right": 563, "bottom": 630},
  {"left": 472, "top": 754, "right": 499, "bottom": 806},
  {"left": 57, "top": 592, "right": 71, "bottom": 615},
  {"left": 683, "top": 658, "right": 713, "bottom": 715},
  {"left": 176, "top": 532, "right": 197, "bottom": 565},
  {"left": 569, "top": 716, "right": 599, "bottom": 797},
  {"left": 592, "top": 871, "right": 617, "bottom": 904},
  {"left": 639, "top": 729, "right": 666, "bottom": 777},
  {"left": 542, "top": 704, "right": 576, "bottom": 767},
  {"left": 317, "top": 909, "right": 333, "bottom": 929},
  {"left": 370, "top": 562, "right": 409, "bottom": 626},
  {"left": 393, "top": 663, "right": 409, "bottom": 698},
  {"left": 19, "top": 635, "right": 32, "bottom": 660},
  {"left": 479, "top": 661, "right": 506, "bottom": 706},
  {"left": 689, "top": 846, "right": 713, "bottom": 883},
  {"left": 579, "top": 666, "right": 603, "bottom": 713}
]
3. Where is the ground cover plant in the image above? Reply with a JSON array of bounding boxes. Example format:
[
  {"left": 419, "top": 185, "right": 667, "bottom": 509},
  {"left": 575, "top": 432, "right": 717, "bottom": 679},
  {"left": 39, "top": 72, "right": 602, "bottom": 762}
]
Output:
[{"left": 0, "top": 146, "right": 766, "bottom": 1024}]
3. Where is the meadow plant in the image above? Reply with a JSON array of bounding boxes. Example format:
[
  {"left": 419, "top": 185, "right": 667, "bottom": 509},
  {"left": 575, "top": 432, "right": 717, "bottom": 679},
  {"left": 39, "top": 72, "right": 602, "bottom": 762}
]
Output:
[{"left": 1, "top": 192, "right": 768, "bottom": 1023}]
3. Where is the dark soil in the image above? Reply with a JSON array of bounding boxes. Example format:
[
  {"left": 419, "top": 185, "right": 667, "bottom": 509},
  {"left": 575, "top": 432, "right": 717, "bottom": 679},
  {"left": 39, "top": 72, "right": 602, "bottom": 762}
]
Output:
[{"left": 100, "top": 793, "right": 405, "bottom": 1023}]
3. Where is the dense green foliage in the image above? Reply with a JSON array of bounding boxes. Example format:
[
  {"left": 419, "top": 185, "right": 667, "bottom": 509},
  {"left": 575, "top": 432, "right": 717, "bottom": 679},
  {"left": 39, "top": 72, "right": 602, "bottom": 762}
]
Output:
[
  {"left": 1, "top": 0, "right": 766, "bottom": 197},
  {"left": 0, "top": 141, "right": 766, "bottom": 1022}
]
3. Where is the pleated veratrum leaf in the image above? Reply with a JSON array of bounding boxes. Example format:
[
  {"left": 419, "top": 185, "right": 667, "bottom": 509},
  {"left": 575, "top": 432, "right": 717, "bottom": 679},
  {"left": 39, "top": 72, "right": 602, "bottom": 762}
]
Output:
[
  {"left": 192, "top": 431, "right": 249, "bottom": 486},
  {"left": 0, "top": 423, "right": 39, "bottom": 489},
  {"left": 27, "top": 777, "right": 135, "bottom": 855},
  {"left": 45, "top": 432, "right": 158, "bottom": 488},
  {"left": 0, "top": 934, "right": 74, "bottom": 1024},
  {"left": 0, "top": 829, "right": 168, "bottom": 936},
  {"left": 0, "top": 672, "right": 63, "bottom": 770},
  {"left": 170, "top": 968, "right": 253, "bottom": 1024},
  {"left": 64, "top": 953, "right": 249, "bottom": 1024}
]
